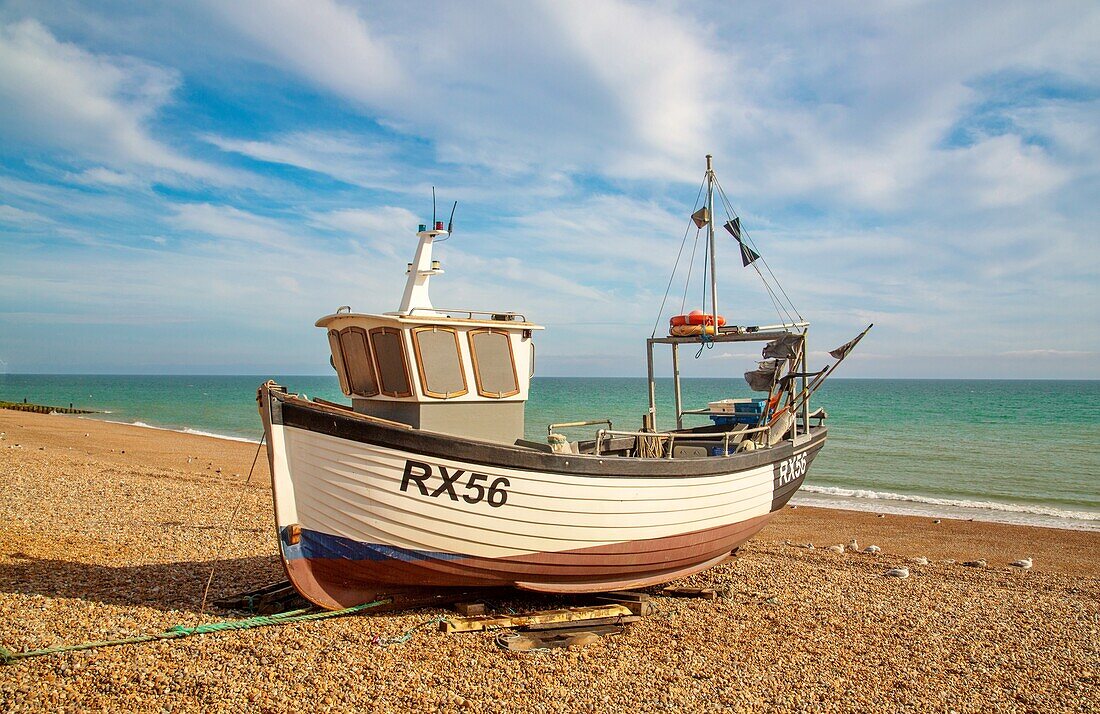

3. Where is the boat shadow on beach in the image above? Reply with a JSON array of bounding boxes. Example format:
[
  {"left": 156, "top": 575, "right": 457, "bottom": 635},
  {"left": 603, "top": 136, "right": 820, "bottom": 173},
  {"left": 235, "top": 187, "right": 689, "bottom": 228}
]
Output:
[{"left": 0, "top": 553, "right": 285, "bottom": 614}]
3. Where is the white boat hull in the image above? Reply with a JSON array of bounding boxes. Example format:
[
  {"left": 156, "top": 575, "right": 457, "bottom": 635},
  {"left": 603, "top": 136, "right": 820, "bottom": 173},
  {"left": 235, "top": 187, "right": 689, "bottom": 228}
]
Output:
[{"left": 261, "top": 387, "right": 824, "bottom": 609}]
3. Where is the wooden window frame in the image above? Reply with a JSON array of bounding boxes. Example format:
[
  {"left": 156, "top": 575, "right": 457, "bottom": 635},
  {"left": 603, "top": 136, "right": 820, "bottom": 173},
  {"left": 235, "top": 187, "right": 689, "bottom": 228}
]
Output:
[
  {"left": 467, "top": 328, "right": 521, "bottom": 398},
  {"left": 328, "top": 329, "right": 352, "bottom": 396},
  {"left": 411, "top": 326, "right": 469, "bottom": 399},
  {"left": 368, "top": 326, "right": 414, "bottom": 398},
  {"left": 335, "top": 326, "right": 380, "bottom": 398}
]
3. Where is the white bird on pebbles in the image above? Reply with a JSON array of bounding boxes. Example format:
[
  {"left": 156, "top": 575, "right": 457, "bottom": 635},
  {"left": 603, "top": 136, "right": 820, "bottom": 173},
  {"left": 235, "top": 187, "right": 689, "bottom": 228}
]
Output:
[
  {"left": 847, "top": 539, "right": 860, "bottom": 552},
  {"left": 863, "top": 545, "right": 881, "bottom": 554},
  {"left": 912, "top": 556, "right": 929, "bottom": 566},
  {"left": 883, "top": 567, "right": 909, "bottom": 579},
  {"left": 826, "top": 544, "right": 845, "bottom": 554},
  {"left": 1010, "top": 557, "right": 1033, "bottom": 569}
]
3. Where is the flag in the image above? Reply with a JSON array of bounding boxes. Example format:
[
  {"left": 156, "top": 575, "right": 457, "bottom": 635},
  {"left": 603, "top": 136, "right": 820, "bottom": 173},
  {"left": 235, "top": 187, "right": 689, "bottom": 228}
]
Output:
[
  {"left": 828, "top": 324, "right": 873, "bottom": 361},
  {"left": 723, "top": 217, "right": 759, "bottom": 266},
  {"left": 739, "top": 241, "right": 761, "bottom": 267},
  {"left": 723, "top": 218, "right": 741, "bottom": 240}
]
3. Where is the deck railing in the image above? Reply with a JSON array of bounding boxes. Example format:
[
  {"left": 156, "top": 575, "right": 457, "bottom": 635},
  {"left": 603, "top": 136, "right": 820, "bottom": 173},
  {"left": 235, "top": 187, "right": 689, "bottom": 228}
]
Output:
[{"left": 593, "top": 424, "right": 772, "bottom": 458}]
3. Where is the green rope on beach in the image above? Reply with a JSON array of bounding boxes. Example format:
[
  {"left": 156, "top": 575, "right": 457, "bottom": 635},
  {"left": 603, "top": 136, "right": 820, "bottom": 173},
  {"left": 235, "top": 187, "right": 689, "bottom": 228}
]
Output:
[
  {"left": 376, "top": 617, "right": 447, "bottom": 646},
  {"left": 0, "top": 598, "right": 391, "bottom": 665}
]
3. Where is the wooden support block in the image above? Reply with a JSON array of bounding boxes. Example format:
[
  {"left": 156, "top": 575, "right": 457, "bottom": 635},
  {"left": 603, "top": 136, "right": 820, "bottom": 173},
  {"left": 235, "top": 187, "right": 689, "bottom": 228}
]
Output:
[
  {"left": 596, "top": 590, "right": 652, "bottom": 603},
  {"left": 453, "top": 602, "right": 486, "bottom": 616},
  {"left": 440, "top": 604, "right": 633, "bottom": 634},
  {"left": 594, "top": 592, "right": 654, "bottom": 616},
  {"left": 524, "top": 615, "right": 639, "bottom": 631}
]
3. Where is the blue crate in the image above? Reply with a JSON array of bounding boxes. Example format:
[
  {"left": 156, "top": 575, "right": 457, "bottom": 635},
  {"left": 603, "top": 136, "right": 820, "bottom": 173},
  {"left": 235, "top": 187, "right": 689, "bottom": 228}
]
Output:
[
  {"left": 733, "top": 398, "right": 768, "bottom": 415},
  {"left": 709, "top": 413, "right": 761, "bottom": 426}
]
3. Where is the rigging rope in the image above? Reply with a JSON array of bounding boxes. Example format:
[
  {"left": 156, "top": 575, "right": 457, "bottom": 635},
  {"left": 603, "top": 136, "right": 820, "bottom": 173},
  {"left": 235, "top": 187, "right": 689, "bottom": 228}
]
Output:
[
  {"left": 650, "top": 175, "right": 708, "bottom": 338},
  {"left": 695, "top": 230, "right": 714, "bottom": 358},
  {"left": 679, "top": 228, "right": 702, "bottom": 316},
  {"left": 713, "top": 177, "right": 803, "bottom": 324}
]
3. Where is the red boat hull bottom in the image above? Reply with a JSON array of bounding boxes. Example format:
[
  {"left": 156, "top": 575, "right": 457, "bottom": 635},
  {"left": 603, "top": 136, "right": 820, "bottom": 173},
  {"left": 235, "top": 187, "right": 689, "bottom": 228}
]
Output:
[{"left": 285, "top": 512, "right": 775, "bottom": 609}]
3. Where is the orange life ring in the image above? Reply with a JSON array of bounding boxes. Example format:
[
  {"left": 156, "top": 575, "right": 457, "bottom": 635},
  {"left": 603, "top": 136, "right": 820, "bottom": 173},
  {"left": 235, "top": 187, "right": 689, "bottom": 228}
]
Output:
[
  {"left": 670, "top": 324, "right": 718, "bottom": 336},
  {"left": 670, "top": 310, "right": 726, "bottom": 329}
]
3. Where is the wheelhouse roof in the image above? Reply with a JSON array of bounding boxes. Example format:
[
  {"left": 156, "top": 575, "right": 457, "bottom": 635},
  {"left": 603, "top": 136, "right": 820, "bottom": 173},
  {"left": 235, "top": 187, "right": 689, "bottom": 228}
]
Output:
[{"left": 316, "top": 311, "right": 545, "bottom": 330}]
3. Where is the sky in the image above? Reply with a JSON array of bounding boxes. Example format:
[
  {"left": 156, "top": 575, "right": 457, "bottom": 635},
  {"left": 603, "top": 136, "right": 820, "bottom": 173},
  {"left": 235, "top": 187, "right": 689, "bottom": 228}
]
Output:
[{"left": 0, "top": 1, "right": 1097, "bottom": 378}]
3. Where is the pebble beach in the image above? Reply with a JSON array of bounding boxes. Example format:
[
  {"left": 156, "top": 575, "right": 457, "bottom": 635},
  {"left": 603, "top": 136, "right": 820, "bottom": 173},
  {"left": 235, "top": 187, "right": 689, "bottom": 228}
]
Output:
[{"left": 1, "top": 409, "right": 1097, "bottom": 712}]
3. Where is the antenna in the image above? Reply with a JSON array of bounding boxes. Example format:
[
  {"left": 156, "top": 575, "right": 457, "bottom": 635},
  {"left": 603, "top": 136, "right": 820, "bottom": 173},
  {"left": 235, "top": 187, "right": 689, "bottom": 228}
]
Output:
[
  {"left": 447, "top": 201, "right": 458, "bottom": 234},
  {"left": 432, "top": 186, "right": 437, "bottom": 225}
]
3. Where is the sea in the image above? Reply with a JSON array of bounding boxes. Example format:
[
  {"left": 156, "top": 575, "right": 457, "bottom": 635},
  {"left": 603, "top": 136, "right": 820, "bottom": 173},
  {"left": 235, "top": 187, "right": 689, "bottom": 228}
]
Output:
[{"left": 1, "top": 375, "right": 1097, "bottom": 531}]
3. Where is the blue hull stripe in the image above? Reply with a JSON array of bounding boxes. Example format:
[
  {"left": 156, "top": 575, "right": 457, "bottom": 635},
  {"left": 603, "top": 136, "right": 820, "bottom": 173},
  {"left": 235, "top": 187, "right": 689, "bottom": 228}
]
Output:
[{"left": 280, "top": 526, "right": 464, "bottom": 563}]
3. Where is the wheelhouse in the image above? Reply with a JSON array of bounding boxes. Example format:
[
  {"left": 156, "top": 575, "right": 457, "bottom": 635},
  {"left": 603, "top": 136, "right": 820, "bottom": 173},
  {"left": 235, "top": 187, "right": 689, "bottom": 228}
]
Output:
[{"left": 318, "top": 222, "right": 543, "bottom": 445}]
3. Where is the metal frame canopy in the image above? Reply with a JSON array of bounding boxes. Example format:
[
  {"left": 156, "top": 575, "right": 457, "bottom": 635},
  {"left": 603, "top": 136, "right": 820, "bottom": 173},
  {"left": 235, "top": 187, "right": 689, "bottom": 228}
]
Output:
[{"left": 645, "top": 322, "right": 811, "bottom": 434}]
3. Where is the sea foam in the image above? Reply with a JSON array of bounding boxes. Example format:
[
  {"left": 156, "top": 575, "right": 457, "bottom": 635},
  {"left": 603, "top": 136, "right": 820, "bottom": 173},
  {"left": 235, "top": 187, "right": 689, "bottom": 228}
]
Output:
[
  {"left": 93, "top": 417, "right": 261, "bottom": 444},
  {"left": 797, "top": 484, "right": 1100, "bottom": 530}
]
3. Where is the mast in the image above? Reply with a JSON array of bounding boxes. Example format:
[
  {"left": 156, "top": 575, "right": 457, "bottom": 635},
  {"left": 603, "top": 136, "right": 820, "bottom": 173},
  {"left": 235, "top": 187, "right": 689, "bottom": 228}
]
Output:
[
  {"left": 397, "top": 222, "right": 448, "bottom": 315},
  {"left": 706, "top": 154, "right": 718, "bottom": 328}
]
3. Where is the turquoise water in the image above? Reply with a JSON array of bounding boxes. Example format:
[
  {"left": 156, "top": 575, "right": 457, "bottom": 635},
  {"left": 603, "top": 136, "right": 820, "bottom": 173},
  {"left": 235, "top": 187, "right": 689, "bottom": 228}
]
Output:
[{"left": 2, "top": 374, "right": 1097, "bottom": 529}]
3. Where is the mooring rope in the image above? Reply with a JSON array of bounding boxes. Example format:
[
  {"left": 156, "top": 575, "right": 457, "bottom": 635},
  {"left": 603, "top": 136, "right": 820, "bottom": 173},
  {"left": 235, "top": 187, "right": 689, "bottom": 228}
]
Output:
[
  {"left": 374, "top": 617, "right": 447, "bottom": 646},
  {"left": 0, "top": 598, "right": 391, "bottom": 665},
  {"left": 197, "top": 433, "right": 266, "bottom": 619}
]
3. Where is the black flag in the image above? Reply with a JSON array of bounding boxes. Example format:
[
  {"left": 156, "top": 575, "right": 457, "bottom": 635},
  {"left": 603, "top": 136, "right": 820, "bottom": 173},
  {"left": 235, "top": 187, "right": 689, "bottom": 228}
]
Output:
[
  {"left": 724, "top": 217, "right": 759, "bottom": 266},
  {"left": 723, "top": 218, "right": 741, "bottom": 240},
  {"left": 828, "top": 324, "right": 873, "bottom": 361},
  {"left": 739, "top": 241, "right": 760, "bottom": 267}
]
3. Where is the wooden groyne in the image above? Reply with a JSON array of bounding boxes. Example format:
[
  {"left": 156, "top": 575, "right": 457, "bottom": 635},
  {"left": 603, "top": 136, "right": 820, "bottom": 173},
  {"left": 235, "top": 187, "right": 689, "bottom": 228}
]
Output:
[{"left": 0, "top": 400, "right": 99, "bottom": 415}]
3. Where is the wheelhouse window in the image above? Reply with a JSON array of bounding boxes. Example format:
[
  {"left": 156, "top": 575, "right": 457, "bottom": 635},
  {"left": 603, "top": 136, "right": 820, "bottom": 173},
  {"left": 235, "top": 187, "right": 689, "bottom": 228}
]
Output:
[
  {"left": 468, "top": 328, "right": 520, "bottom": 398},
  {"left": 411, "top": 326, "right": 468, "bottom": 399},
  {"left": 333, "top": 327, "right": 379, "bottom": 397},
  {"left": 327, "top": 329, "right": 351, "bottom": 395},
  {"left": 368, "top": 327, "right": 413, "bottom": 398}
]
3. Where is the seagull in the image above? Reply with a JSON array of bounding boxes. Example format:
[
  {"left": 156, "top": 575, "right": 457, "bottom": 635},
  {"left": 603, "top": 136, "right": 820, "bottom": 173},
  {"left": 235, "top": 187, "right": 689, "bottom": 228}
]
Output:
[
  {"left": 962, "top": 559, "right": 987, "bottom": 568},
  {"left": 847, "top": 539, "right": 860, "bottom": 552},
  {"left": 826, "top": 544, "right": 845, "bottom": 554},
  {"left": 863, "top": 545, "right": 881, "bottom": 554},
  {"left": 883, "top": 568, "right": 909, "bottom": 579},
  {"left": 1010, "top": 557, "right": 1033, "bottom": 569},
  {"left": 912, "top": 556, "right": 929, "bottom": 566}
]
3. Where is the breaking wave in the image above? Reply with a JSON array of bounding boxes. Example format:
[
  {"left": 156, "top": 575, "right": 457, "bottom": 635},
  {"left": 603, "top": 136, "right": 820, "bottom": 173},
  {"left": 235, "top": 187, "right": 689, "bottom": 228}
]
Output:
[
  {"left": 799, "top": 484, "right": 1100, "bottom": 527},
  {"left": 91, "top": 417, "right": 260, "bottom": 444},
  {"left": 181, "top": 427, "right": 259, "bottom": 444}
]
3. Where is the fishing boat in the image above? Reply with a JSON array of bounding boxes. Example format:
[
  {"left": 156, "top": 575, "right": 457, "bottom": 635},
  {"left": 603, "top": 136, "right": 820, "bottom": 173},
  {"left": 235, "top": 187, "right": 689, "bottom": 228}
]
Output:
[{"left": 258, "top": 156, "right": 870, "bottom": 609}]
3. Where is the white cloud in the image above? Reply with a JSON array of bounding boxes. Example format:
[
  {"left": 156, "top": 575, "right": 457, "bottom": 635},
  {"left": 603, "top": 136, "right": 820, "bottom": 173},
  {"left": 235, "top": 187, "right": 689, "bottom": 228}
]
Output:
[
  {"left": 0, "top": 204, "right": 51, "bottom": 225},
  {"left": 309, "top": 205, "right": 419, "bottom": 257},
  {"left": 205, "top": 0, "right": 404, "bottom": 102},
  {"left": 65, "top": 167, "right": 142, "bottom": 188},
  {"left": 172, "top": 203, "right": 304, "bottom": 252},
  {"left": 204, "top": 131, "right": 398, "bottom": 188},
  {"left": 0, "top": 19, "right": 231, "bottom": 182}
]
